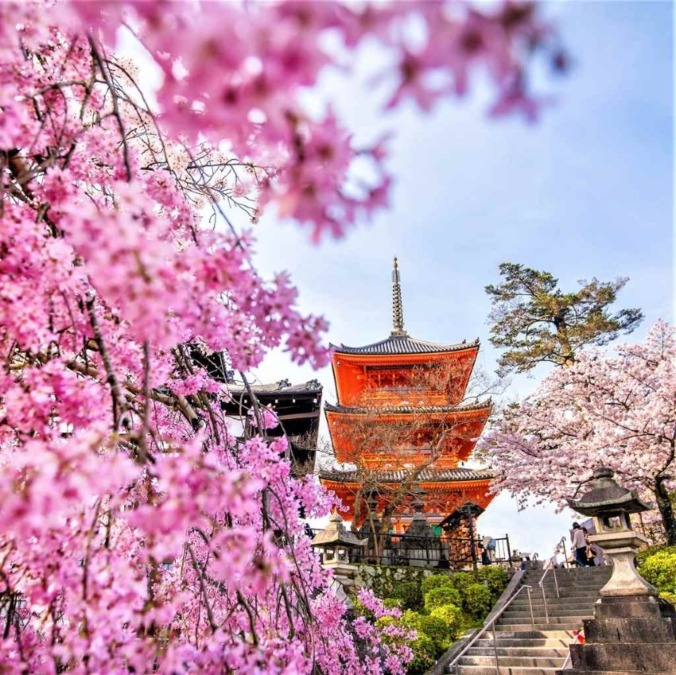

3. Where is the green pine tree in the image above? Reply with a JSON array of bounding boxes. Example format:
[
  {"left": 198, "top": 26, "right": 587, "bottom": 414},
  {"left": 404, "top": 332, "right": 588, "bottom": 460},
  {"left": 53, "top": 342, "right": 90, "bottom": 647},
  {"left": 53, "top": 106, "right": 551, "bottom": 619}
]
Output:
[{"left": 485, "top": 263, "right": 643, "bottom": 375}]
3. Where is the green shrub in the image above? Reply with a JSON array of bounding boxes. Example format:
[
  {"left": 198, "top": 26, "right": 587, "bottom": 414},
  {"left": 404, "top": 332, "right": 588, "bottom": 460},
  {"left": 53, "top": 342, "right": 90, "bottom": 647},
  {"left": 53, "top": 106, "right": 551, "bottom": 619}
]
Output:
[
  {"left": 638, "top": 546, "right": 676, "bottom": 596},
  {"left": 430, "top": 604, "right": 463, "bottom": 641},
  {"left": 462, "top": 583, "right": 493, "bottom": 619},
  {"left": 449, "top": 571, "right": 475, "bottom": 587},
  {"left": 382, "top": 597, "right": 404, "bottom": 610},
  {"left": 417, "top": 615, "right": 452, "bottom": 652},
  {"left": 390, "top": 580, "right": 424, "bottom": 611},
  {"left": 448, "top": 571, "right": 475, "bottom": 595},
  {"left": 424, "top": 585, "right": 462, "bottom": 611},
  {"left": 636, "top": 544, "right": 676, "bottom": 566},
  {"left": 406, "top": 633, "right": 437, "bottom": 675},
  {"left": 477, "top": 566, "right": 509, "bottom": 601},
  {"left": 400, "top": 609, "right": 422, "bottom": 631},
  {"left": 420, "top": 573, "right": 453, "bottom": 596}
]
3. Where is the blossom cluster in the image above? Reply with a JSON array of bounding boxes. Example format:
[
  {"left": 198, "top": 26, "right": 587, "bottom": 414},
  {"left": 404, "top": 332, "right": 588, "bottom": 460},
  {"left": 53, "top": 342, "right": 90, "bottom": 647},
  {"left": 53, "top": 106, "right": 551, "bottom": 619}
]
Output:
[
  {"left": 0, "top": 1, "right": 561, "bottom": 672},
  {"left": 484, "top": 320, "right": 676, "bottom": 543}
]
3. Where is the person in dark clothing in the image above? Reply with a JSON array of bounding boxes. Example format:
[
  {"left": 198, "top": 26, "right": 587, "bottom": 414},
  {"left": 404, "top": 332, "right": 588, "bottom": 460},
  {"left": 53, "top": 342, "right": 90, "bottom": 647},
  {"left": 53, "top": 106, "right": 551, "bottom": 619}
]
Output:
[
  {"left": 437, "top": 555, "right": 450, "bottom": 569},
  {"left": 571, "top": 522, "right": 587, "bottom": 567},
  {"left": 478, "top": 543, "right": 492, "bottom": 566}
]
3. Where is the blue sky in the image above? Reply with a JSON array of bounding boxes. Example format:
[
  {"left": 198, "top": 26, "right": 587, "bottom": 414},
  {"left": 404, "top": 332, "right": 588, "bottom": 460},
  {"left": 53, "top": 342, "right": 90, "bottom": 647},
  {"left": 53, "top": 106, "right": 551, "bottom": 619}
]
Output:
[{"left": 236, "top": 1, "right": 674, "bottom": 557}]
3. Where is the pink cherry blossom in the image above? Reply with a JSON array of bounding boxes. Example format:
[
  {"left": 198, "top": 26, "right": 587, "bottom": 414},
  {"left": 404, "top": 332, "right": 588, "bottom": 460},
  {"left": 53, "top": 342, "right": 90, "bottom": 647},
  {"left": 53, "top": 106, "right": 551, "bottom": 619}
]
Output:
[
  {"left": 485, "top": 320, "right": 676, "bottom": 544},
  {"left": 0, "top": 1, "right": 563, "bottom": 672}
]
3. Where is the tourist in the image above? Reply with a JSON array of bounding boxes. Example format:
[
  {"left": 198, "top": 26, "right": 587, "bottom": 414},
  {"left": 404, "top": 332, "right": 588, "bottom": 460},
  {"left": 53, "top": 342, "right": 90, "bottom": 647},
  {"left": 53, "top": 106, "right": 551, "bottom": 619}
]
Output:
[
  {"left": 571, "top": 522, "right": 588, "bottom": 567},
  {"left": 582, "top": 527, "right": 597, "bottom": 566},
  {"left": 482, "top": 535, "right": 496, "bottom": 561},
  {"left": 478, "top": 542, "right": 492, "bottom": 566}
]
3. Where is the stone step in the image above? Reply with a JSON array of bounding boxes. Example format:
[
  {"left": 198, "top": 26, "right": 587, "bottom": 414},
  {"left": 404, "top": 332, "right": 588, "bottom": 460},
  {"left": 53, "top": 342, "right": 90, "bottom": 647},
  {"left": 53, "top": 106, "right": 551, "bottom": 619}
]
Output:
[
  {"left": 451, "top": 666, "right": 560, "bottom": 674},
  {"left": 529, "top": 587, "right": 606, "bottom": 595},
  {"left": 459, "top": 655, "right": 565, "bottom": 668},
  {"left": 524, "top": 578, "right": 611, "bottom": 587},
  {"left": 522, "top": 577, "right": 609, "bottom": 585},
  {"left": 524, "top": 571, "right": 610, "bottom": 577},
  {"left": 480, "top": 630, "right": 575, "bottom": 640},
  {"left": 508, "top": 600, "right": 597, "bottom": 610},
  {"left": 531, "top": 578, "right": 610, "bottom": 586},
  {"left": 497, "top": 623, "right": 583, "bottom": 632},
  {"left": 498, "top": 616, "right": 590, "bottom": 626},
  {"left": 474, "top": 639, "right": 572, "bottom": 649},
  {"left": 467, "top": 647, "right": 570, "bottom": 658},
  {"left": 529, "top": 578, "right": 610, "bottom": 585},
  {"left": 502, "top": 607, "right": 593, "bottom": 618},
  {"left": 524, "top": 591, "right": 604, "bottom": 600},
  {"left": 506, "top": 598, "right": 596, "bottom": 607},
  {"left": 554, "top": 671, "right": 667, "bottom": 675}
]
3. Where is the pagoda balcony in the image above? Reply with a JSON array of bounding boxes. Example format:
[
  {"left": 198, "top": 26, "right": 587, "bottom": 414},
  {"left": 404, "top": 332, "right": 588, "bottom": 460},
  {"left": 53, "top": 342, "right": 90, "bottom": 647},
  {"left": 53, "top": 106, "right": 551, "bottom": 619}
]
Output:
[{"left": 326, "top": 401, "right": 491, "bottom": 465}]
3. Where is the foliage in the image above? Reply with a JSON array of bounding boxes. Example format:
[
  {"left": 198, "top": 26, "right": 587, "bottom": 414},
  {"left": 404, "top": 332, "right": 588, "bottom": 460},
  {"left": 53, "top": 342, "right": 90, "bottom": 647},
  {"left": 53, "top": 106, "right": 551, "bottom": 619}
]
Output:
[
  {"left": 448, "top": 571, "right": 476, "bottom": 593},
  {"left": 421, "top": 573, "right": 454, "bottom": 596},
  {"left": 424, "top": 585, "right": 462, "bottom": 611},
  {"left": 417, "top": 615, "right": 453, "bottom": 652},
  {"left": 485, "top": 263, "right": 643, "bottom": 374},
  {"left": 485, "top": 321, "right": 676, "bottom": 545},
  {"left": 401, "top": 609, "right": 459, "bottom": 667},
  {"left": 461, "top": 584, "right": 493, "bottom": 619},
  {"left": 637, "top": 546, "right": 676, "bottom": 601},
  {"left": 0, "top": 1, "right": 563, "bottom": 672},
  {"left": 377, "top": 568, "right": 501, "bottom": 672},
  {"left": 405, "top": 634, "right": 438, "bottom": 675},
  {"left": 390, "top": 580, "right": 425, "bottom": 611},
  {"left": 354, "top": 564, "right": 431, "bottom": 600},
  {"left": 429, "top": 604, "right": 464, "bottom": 640},
  {"left": 355, "top": 590, "right": 416, "bottom": 672},
  {"left": 383, "top": 598, "right": 405, "bottom": 610},
  {"left": 476, "top": 566, "right": 510, "bottom": 601}
]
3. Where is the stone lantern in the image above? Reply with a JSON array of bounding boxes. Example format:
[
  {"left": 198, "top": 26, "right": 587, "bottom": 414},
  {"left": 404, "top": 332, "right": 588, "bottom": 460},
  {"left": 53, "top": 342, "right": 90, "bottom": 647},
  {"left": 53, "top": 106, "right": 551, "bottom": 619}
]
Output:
[
  {"left": 311, "top": 512, "right": 367, "bottom": 605},
  {"left": 311, "top": 512, "right": 368, "bottom": 564},
  {"left": 566, "top": 466, "right": 655, "bottom": 597},
  {"left": 403, "top": 486, "right": 441, "bottom": 567},
  {"left": 559, "top": 466, "right": 676, "bottom": 675}
]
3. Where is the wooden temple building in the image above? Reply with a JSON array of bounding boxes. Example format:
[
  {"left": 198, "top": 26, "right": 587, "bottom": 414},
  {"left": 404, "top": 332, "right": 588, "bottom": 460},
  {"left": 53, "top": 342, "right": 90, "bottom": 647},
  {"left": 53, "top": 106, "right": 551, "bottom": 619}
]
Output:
[
  {"left": 319, "top": 259, "right": 495, "bottom": 548},
  {"left": 222, "top": 379, "right": 323, "bottom": 474},
  {"left": 190, "top": 347, "right": 322, "bottom": 474}
]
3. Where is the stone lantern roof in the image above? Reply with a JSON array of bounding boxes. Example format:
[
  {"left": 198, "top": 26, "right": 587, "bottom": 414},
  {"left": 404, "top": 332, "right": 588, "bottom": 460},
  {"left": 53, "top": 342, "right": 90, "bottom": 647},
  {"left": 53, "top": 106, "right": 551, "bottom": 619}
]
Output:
[
  {"left": 311, "top": 513, "right": 368, "bottom": 549},
  {"left": 567, "top": 466, "right": 651, "bottom": 518}
]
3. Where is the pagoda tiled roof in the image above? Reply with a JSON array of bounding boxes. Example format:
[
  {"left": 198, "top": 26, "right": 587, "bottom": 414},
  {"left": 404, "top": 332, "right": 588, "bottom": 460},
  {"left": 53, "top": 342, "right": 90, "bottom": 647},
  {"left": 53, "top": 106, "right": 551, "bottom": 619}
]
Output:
[
  {"left": 319, "top": 467, "right": 493, "bottom": 483},
  {"left": 331, "top": 335, "right": 479, "bottom": 356},
  {"left": 324, "top": 399, "right": 491, "bottom": 415},
  {"left": 226, "top": 379, "right": 322, "bottom": 395}
]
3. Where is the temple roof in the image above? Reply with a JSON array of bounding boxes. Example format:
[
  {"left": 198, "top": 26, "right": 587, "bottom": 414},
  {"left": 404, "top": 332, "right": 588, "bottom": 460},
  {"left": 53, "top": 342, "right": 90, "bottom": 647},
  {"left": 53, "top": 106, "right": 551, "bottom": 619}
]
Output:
[
  {"left": 325, "top": 399, "right": 490, "bottom": 415},
  {"left": 319, "top": 467, "right": 493, "bottom": 483},
  {"left": 332, "top": 335, "right": 480, "bottom": 356},
  {"left": 226, "top": 379, "right": 322, "bottom": 395}
]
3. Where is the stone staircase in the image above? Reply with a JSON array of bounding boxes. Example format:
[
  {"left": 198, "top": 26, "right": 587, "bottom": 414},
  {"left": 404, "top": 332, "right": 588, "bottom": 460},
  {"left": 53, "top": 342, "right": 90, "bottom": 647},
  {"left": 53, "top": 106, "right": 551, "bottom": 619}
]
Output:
[{"left": 449, "top": 566, "right": 612, "bottom": 675}]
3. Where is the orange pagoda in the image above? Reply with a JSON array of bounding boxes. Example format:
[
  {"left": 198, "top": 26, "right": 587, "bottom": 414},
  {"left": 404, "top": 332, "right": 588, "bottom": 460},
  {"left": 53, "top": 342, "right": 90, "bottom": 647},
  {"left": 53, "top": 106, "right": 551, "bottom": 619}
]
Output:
[{"left": 319, "top": 259, "right": 495, "bottom": 535}]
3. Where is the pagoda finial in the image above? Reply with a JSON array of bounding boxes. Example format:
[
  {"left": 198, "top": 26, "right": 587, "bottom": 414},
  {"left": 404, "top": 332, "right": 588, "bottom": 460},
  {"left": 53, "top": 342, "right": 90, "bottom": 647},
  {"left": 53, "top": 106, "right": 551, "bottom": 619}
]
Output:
[{"left": 391, "top": 257, "right": 407, "bottom": 336}]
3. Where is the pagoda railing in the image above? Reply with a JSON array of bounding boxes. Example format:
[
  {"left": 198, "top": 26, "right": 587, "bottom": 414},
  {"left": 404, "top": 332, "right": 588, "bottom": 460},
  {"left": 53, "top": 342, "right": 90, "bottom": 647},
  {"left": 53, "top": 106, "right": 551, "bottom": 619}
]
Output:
[{"left": 311, "top": 530, "right": 512, "bottom": 569}]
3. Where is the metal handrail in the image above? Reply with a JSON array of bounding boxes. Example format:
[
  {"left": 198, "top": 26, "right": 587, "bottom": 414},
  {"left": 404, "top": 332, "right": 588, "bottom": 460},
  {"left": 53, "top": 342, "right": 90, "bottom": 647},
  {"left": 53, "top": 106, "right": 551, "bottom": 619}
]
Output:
[
  {"left": 561, "top": 651, "right": 573, "bottom": 670},
  {"left": 537, "top": 564, "right": 559, "bottom": 623},
  {"left": 448, "top": 583, "right": 534, "bottom": 674},
  {"left": 557, "top": 535, "right": 569, "bottom": 567}
]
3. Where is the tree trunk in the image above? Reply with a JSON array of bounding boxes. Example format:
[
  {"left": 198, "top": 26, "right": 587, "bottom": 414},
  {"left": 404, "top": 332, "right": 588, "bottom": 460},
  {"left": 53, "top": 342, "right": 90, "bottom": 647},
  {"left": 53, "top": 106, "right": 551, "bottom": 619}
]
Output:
[{"left": 654, "top": 475, "right": 676, "bottom": 546}]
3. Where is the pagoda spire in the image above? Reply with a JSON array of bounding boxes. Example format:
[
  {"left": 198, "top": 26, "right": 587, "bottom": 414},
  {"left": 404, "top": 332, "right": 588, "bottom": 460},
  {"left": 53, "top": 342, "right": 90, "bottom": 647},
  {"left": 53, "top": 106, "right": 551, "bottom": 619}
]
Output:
[{"left": 391, "top": 257, "right": 407, "bottom": 336}]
